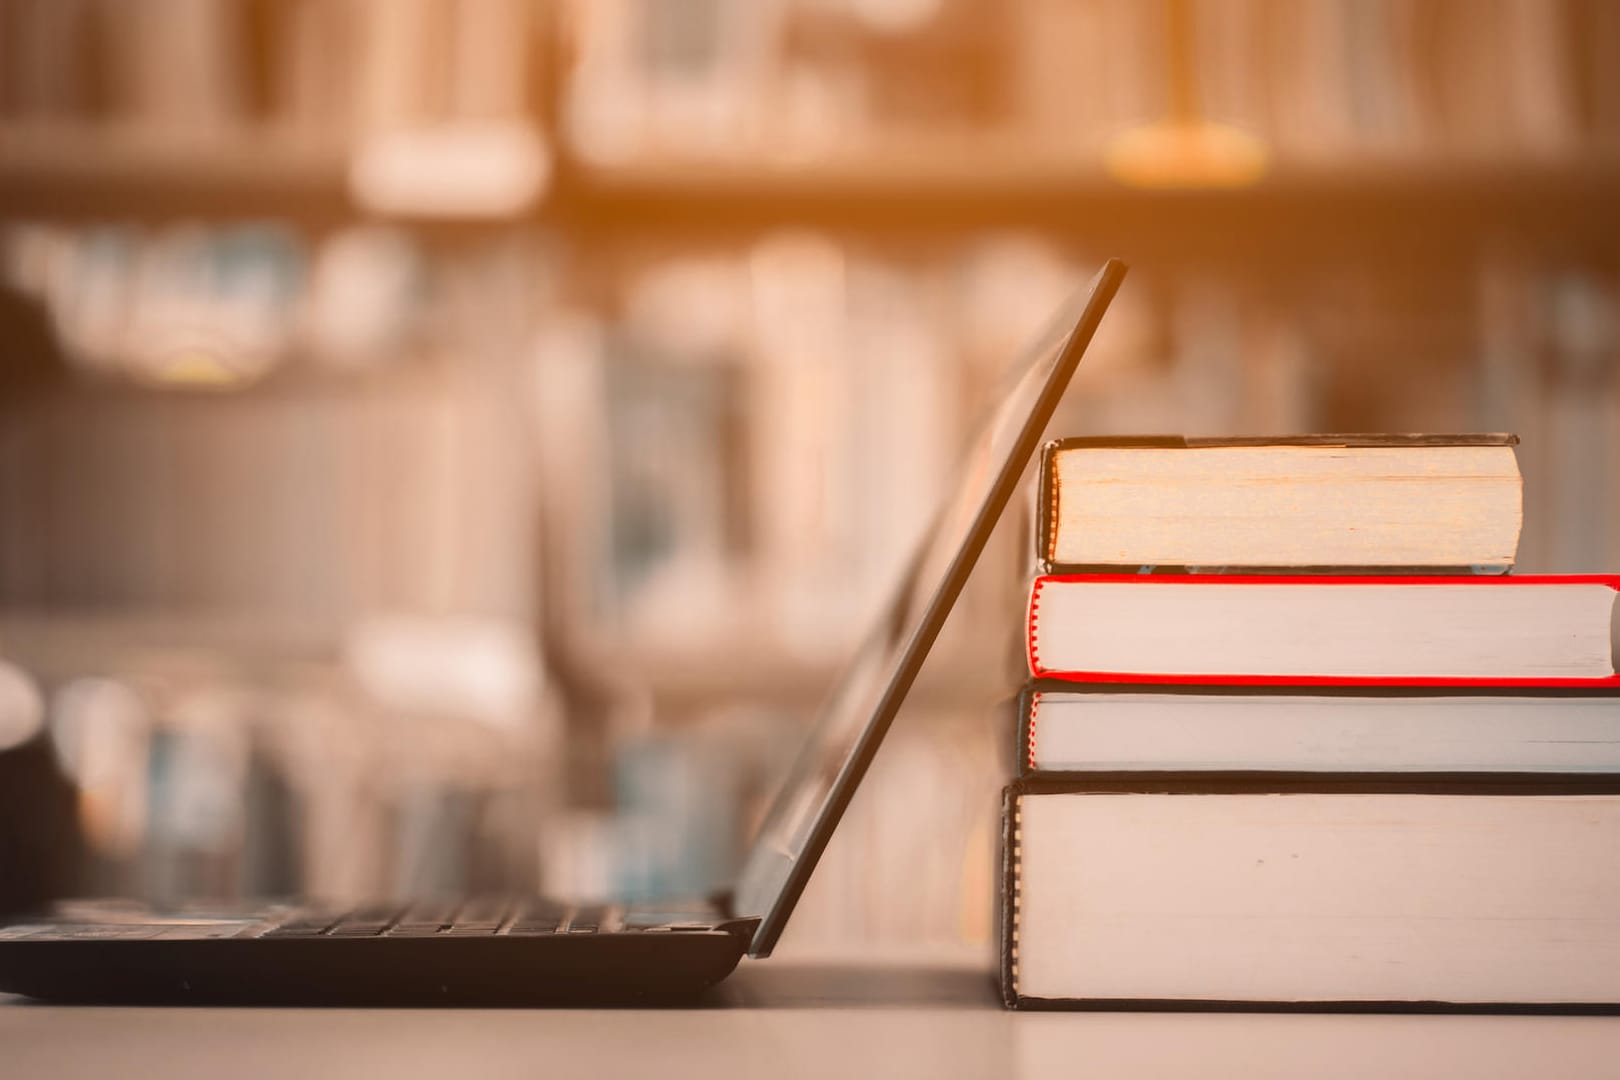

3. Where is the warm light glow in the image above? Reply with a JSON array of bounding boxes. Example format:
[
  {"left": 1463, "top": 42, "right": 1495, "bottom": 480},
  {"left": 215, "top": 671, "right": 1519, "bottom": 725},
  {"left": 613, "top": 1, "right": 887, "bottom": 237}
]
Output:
[
  {"left": 51, "top": 677, "right": 151, "bottom": 856},
  {"left": 344, "top": 614, "right": 543, "bottom": 727},
  {"left": 849, "top": 0, "right": 944, "bottom": 34},
  {"left": 0, "top": 660, "right": 44, "bottom": 752},
  {"left": 307, "top": 227, "right": 421, "bottom": 367},
  {"left": 132, "top": 349, "right": 262, "bottom": 389},
  {"left": 349, "top": 124, "right": 550, "bottom": 218},
  {"left": 1103, "top": 120, "right": 1269, "bottom": 190},
  {"left": 51, "top": 677, "right": 147, "bottom": 789}
]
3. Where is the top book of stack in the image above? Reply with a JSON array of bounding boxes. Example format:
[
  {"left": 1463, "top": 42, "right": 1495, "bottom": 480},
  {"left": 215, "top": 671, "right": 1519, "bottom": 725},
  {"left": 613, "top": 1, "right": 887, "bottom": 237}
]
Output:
[{"left": 1037, "top": 435, "right": 1523, "bottom": 574}]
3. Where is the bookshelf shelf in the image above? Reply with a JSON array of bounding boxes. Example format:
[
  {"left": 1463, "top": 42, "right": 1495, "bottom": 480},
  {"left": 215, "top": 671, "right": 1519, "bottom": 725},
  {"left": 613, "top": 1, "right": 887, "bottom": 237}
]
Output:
[
  {"left": 19, "top": 360, "right": 455, "bottom": 408},
  {"left": 0, "top": 127, "right": 353, "bottom": 224},
  {"left": 4, "top": 124, "right": 1618, "bottom": 258},
  {"left": 544, "top": 150, "right": 1620, "bottom": 258}
]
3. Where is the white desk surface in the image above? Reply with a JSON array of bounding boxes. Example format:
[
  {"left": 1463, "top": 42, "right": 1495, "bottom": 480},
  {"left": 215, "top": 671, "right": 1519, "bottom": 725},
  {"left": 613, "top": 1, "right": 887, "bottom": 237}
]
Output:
[{"left": 5, "top": 952, "right": 1620, "bottom": 1080}]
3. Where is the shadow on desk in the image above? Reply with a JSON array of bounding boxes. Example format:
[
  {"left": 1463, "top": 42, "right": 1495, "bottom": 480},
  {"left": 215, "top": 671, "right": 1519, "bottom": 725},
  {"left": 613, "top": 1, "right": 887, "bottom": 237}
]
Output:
[{"left": 703, "top": 962, "right": 998, "bottom": 1010}]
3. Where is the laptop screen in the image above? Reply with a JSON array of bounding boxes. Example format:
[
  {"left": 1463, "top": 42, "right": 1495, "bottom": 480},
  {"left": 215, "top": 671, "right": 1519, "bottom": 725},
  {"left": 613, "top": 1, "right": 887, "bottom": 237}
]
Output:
[{"left": 734, "top": 259, "right": 1125, "bottom": 956}]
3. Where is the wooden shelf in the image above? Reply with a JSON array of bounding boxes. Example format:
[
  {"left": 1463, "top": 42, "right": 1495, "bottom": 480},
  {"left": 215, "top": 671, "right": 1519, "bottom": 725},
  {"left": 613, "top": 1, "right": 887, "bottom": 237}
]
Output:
[
  {"left": 0, "top": 610, "right": 341, "bottom": 681},
  {"left": 0, "top": 126, "right": 353, "bottom": 224},
  {"left": 542, "top": 148, "right": 1620, "bottom": 261},
  {"left": 2, "top": 124, "right": 1618, "bottom": 260},
  {"left": 18, "top": 351, "right": 474, "bottom": 407}
]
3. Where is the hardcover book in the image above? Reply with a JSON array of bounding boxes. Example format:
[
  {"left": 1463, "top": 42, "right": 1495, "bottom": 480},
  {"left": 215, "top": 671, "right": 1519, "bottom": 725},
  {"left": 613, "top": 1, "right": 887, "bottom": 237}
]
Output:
[
  {"left": 1001, "top": 781, "right": 1620, "bottom": 1009},
  {"left": 1036, "top": 434, "right": 1522, "bottom": 573},
  {"left": 1013, "top": 682, "right": 1620, "bottom": 778}
]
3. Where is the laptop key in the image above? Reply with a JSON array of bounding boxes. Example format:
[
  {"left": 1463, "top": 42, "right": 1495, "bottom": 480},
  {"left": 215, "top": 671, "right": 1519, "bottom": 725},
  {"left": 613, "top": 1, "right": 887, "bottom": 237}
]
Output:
[
  {"left": 325, "top": 904, "right": 404, "bottom": 937},
  {"left": 454, "top": 896, "right": 511, "bottom": 922},
  {"left": 263, "top": 912, "right": 344, "bottom": 938},
  {"left": 383, "top": 900, "right": 460, "bottom": 937},
  {"left": 504, "top": 919, "right": 560, "bottom": 936},
  {"left": 562, "top": 905, "right": 605, "bottom": 933},
  {"left": 152, "top": 924, "right": 255, "bottom": 940},
  {"left": 55, "top": 926, "right": 166, "bottom": 940},
  {"left": 504, "top": 897, "right": 569, "bottom": 935}
]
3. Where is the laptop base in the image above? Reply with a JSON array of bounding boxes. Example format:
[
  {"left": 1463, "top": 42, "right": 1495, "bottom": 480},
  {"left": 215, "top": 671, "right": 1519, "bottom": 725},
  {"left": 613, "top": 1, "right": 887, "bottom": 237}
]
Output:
[{"left": 0, "top": 903, "right": 756, "bottom": 1005}]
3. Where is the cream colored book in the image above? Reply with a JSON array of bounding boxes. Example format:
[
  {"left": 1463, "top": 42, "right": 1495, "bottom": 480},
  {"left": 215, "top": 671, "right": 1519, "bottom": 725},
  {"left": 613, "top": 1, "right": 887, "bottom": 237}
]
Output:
[
  {"left": 1003, "top": 787, "right": 1620, "bottom": 1008},
  {"left": 1037, "top": 435, "right": 1522, "bottom": 572},
  {"left": 1015, "top": 685, "right": 1620, "bottom": 775}
]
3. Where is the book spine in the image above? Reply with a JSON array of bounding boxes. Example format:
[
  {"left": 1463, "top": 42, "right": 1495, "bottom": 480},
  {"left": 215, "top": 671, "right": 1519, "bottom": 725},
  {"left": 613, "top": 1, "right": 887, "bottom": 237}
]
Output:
[
  {"left": 1000, "top": 784, "right": 1022, "bottom": 1009},
  {"left": 1021, "top": 684, "right": 1039, "bottom": 778},
  {"left": 1025, "top": 576, "right": 1045, "bottom": 678},
  {"left": 1034, "top": 439, "right": 1059, "bottom": 571}
]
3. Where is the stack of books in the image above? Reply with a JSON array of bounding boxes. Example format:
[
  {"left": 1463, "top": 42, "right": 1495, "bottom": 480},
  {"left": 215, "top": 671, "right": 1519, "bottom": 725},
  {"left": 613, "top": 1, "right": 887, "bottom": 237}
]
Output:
[{"left": 1000, "top": 435, "right": 1620, "bottom": 1010}]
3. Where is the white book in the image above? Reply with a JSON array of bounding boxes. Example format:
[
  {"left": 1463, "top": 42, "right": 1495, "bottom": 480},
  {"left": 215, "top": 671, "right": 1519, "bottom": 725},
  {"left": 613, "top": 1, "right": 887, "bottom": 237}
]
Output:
[
  {"left": 1019, "top": 687, "right": 1620, "bottom": 775},
  {"left": 1003, "top": 790, "right": 1620, "bottom": 1007}
]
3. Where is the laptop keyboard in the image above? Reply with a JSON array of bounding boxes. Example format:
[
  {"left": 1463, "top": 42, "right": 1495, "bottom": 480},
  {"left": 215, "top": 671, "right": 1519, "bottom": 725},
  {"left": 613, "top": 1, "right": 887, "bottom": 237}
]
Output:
[
  {"left": 261, "top": 898, "right": 614, "bottom": 939},
  {"left": 0, "top": 898, "right": 744, "bottom": 942}
]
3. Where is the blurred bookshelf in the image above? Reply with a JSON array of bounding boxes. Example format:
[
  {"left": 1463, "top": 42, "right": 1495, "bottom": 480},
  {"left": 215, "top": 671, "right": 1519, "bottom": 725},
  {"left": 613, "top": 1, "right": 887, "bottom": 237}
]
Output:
[
  {"left": 1, "top": 1, "right": 1617, "bottom": 254},
  {"left": 0, "top": 0, "right": 1618, "bottom": 947},
  {"left": 0, "top": 126, "right": 351, "bottom": 224},
  {"left": 5, "top": 127, "right": 1619, "bottom": 243}
]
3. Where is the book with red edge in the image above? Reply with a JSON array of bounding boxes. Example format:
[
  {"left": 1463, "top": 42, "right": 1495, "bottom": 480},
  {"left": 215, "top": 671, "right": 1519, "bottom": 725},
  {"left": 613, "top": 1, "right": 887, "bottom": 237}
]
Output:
[{"left": 1024, "top": 573, "right": 1620, "bottom": 688}]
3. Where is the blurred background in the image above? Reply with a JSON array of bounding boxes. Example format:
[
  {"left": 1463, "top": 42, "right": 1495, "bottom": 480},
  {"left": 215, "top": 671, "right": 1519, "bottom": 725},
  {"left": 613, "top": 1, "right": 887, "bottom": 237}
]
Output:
[{"left": 0, "top": 0, "right": 1617, "bottom": 953}]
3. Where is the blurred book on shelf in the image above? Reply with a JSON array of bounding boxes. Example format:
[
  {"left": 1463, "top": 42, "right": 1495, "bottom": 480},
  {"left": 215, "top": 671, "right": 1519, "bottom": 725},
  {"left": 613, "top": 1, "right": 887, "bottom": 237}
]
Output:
[
  {"left": 1, "top": 0, "right": 1618, "bottom": 219},
  {"left": 0, "top": 0, "right": 544, "bottom": 138},
  {"left": 561, "top": 0, "right": 1620, "bottom": 171}
]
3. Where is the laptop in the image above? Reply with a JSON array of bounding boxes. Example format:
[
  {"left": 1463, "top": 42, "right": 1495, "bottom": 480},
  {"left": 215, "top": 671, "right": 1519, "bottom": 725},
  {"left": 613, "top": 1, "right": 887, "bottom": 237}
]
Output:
[{"left": 0, "top": 259, "right": 1126, "bottom": 1004}]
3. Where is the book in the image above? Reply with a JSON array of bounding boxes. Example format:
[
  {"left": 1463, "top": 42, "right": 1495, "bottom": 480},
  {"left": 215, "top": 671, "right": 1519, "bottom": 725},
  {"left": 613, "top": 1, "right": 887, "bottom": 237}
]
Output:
[
  {"left": 1026, "top": 574, "right": 1620, "bottom": 687},
  {"left": 1014, "top": 683, "right": 1620, "bottom": 777},
  {"left": 1001, "top": 783, "right": 1620, "bottom": 1009},
  {"left": 1036, "top": 435, "right": 1522, "bottom": 573}
]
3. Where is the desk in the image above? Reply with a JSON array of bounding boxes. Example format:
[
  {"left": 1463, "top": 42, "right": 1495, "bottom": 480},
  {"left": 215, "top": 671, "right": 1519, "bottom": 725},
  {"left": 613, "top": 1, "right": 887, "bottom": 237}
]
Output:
[{"left": 5, "top": 954, "right": 1620, "bottom": 1079}]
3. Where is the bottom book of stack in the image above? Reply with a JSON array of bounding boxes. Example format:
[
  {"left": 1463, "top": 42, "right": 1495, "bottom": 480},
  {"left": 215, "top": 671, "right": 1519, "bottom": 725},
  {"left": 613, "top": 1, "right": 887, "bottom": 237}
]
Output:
[{"left": 1000, "top": 779, "right": 1620, "bottom": 1010}]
